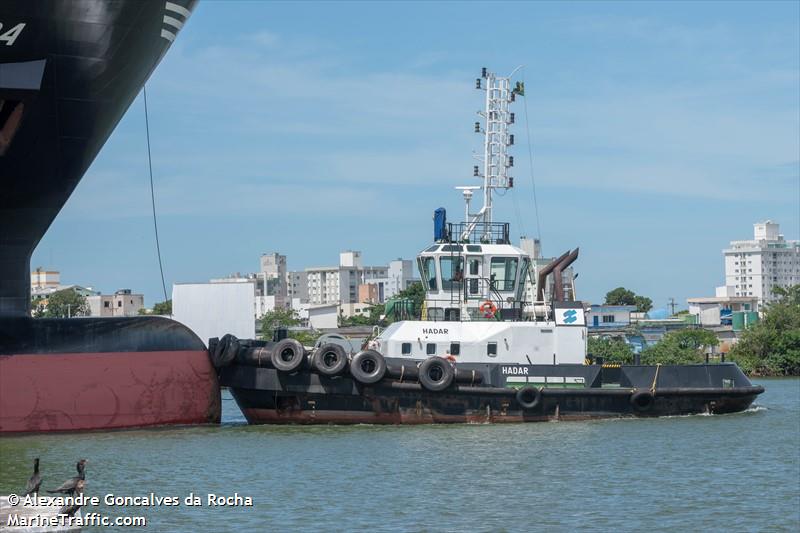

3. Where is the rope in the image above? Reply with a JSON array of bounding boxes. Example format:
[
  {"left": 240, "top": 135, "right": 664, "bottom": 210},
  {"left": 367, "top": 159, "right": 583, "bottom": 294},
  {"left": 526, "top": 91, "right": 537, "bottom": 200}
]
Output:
[
  {"left": 650, "top": 363, "right": 661, "bottom": 395},
  {"left": 521, "top": 69, "right": 542, "bottom": 251},
  {"left": 143, "top": 85, "right": 169, "bottom": 309}
]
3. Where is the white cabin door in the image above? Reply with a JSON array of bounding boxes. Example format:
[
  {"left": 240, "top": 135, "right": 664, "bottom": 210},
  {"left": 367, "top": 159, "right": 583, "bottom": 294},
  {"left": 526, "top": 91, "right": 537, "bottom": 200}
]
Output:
[{"left": 466, "top": 256, "right": 483, "bottom": 300}]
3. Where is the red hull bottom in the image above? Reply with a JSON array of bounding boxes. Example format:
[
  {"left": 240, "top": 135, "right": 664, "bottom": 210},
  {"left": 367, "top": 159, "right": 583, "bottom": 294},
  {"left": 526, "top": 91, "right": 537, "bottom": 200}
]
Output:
[{"left": 0, "top": 351, "right": 220, "bottom": 434}]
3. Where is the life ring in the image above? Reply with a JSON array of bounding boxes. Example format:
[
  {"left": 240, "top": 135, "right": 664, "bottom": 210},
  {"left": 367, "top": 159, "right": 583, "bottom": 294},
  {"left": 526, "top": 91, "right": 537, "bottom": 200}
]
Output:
[{"left": 480, "top": 300, "right": 497, "bottom": 318}]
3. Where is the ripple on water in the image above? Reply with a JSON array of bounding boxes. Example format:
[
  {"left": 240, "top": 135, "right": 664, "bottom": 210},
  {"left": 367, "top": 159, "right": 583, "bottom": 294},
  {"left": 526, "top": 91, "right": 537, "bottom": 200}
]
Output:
[{"left": 0, "top": 380, "right": 797, "bottom": 532}]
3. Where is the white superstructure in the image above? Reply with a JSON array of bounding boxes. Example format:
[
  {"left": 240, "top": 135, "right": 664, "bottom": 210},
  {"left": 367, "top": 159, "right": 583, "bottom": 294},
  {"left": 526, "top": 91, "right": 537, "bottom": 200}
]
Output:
[{"left": 372, "top": 67, "right": 587, "bottom": 367}]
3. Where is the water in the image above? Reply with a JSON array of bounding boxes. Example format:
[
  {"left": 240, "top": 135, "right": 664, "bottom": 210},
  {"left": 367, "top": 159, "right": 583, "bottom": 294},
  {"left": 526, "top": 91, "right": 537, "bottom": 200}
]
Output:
[{"left": 1, "top": 379, "right": 798, "bottom": 532}]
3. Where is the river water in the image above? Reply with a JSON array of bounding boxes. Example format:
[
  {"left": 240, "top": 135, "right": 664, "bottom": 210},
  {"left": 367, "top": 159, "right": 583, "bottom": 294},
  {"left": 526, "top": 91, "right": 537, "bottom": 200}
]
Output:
[{"left": 1, "top": 379, "right": 798, "bottom": 532}]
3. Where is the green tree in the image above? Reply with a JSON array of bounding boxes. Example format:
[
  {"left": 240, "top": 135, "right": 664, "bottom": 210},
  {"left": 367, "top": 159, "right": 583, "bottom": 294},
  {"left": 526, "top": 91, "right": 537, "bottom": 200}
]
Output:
[
  {"left": 260, "top": 308, "right": 300, "bottom": 339},
  {"left": 640, "top": 328, "right": 719, "bottom": 365},
  {"left": 152, "top": 299, "right": 172, "bottom": 315},
  {"left": 605, "top": 287, "right": 637, "bottom": 306},
  {"left": 605, "top": 287, "right": 653, "bottom": 313},
  {"left": 587, "top": 336, "right": 634, "bottom": 364},
  {"left": 633, "top": 295, "right": 653, "bottom": 313},
  {"left": 729, "top": 285, "right": 800, "bottom": 376},
  {"left": 42, "top": 289, "right": 90, "bottom": 318}
]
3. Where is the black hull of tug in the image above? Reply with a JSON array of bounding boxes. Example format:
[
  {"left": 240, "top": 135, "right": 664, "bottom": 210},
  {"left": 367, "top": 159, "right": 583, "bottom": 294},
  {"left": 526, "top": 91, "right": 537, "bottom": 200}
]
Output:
[{"left": 219, "top": 362, "right": 763, "bottom": 425}]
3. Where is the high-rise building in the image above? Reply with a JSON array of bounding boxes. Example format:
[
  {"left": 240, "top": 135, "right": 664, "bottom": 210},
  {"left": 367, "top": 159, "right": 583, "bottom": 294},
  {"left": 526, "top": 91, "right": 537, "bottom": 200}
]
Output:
[
  {"left": 303, "top": 252, "right": 417, "bottom": 306},
  {"left": 722, "top": 221, "right": 799, "bottom": 307}
]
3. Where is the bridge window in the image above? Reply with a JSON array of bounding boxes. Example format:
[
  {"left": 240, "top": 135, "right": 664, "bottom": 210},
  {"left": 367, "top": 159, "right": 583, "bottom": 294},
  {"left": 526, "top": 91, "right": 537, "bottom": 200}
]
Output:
[
  {"left": 487, "top": 342, "right": 497, "bottom": 357},
  {"left": 440, "top": 256, "right": 464, "bottom": 291},
  {"left": 426, "top": 343, "right": 436, "bottom": 355},
  {"left": 419, "top": 257, "right": 437, "bottom": 291},
  {"left": 490, "top": 257, "right": 518, "bottom": 291},
  {"left": 450, "top": 342, "right": 460, "bottom": 355},
  {"left": 401, "top": 342, "right": 411, "bottom": 355}
]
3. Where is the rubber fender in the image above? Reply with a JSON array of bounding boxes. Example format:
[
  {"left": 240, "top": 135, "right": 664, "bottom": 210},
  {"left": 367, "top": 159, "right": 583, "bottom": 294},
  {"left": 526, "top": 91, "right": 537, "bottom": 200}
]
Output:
[
  {"left": 270, "top": 338, "right": 306, "bottom": 373},
  {"left": 312, "top": 343, "right": 349, "bottom": 376},
  {"left": 418, "top": 356, "right": 455, "bottom": 392},
  {"left": 211, "top": 333, "right": 239, "bottom": 368},
  {"left": 350, "top": 350, "right": 387, "bottom": 384},
  {"left": 516, "top": 386, "right": 541, "bottom": 410},
  {"left": 630, "top": 390, "right": 655, "bottom": 411}
]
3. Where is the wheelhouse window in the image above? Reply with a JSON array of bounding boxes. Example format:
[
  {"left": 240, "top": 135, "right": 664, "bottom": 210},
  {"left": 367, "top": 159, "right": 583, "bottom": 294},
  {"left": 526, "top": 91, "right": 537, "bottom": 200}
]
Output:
[
  {"left": 426, "top": 343, "right": 436, "bottom": 355},
  {"left": 487, "top": 342, "right": 498, "bottom": 356},
  {"left": 401, "top": 342, "right": 412, "bottom": 355},
  {"left": 516, "top": 258, "right": 530, "bottom": 301},
  {"left": 450, "top": 342, "right": 460, "bottom": 355},
  {"left": 490, "top": 257, "right": 518, "bottom": 291},
  {"left": 440, "top": 256, "right": 464, "bottom": 291},
  {"left": 419, "top": 256, "right": 437, "bottom": 291}
]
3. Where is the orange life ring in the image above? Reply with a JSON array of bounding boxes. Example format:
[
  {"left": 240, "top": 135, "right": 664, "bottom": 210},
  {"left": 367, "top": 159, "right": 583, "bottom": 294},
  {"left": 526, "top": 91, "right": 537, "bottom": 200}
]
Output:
[{"left": 480, "top": 300, "right": 497, "bottom": 318}]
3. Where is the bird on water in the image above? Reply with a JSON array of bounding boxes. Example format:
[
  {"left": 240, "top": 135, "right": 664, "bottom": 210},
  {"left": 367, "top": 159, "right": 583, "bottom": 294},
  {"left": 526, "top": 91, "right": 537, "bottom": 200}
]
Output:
[
  {"left": 58, "top": 479, "right": 86, "bottom": 517},
  {"left": 47, "top": 459, "right": 87, "bottom": 495},
  {"left": 23, "top": 457, "right": 42, "bottom": 496}
]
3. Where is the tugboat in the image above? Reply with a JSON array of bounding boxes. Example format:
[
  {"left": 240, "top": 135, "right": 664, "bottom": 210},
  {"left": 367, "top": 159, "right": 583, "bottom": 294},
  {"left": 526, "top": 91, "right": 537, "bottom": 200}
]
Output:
[{"left": 215, "top": 67, "right": 764, "bottom": 424}]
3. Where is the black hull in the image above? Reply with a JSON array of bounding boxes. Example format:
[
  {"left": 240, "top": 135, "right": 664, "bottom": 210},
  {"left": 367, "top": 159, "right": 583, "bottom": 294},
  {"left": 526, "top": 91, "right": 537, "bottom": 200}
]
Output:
[
  {"left": 220, "top": 364, "right": 763, "bottom": 425},
  {"left": 1, "top": 0, "right": 196, "bottom": 317}
]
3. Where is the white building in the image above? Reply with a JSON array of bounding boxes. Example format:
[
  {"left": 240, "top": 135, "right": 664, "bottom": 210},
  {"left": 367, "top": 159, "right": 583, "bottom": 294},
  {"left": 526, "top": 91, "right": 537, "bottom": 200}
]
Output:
[
  {"left": 173, "top": 281, "right": 256, "bottom": 347},
  {"left": 304, "top": 251, "right": 416, "bottom": 306},
  {"left": 722, "top": 221, "right": 799, "bottom": 308},
  {"left": 687, "top": 296, "right": 758, "bottom": 327}
]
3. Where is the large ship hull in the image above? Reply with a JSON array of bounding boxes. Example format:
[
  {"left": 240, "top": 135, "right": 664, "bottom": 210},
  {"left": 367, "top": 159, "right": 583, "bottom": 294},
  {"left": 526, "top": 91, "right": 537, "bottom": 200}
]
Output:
[
  {"left": 220, "top": 360, "right": 763, "bottom": 425},
  {"left": 0, "top": 1, "right": 221, "bottom": 435},
  {"left": 0, "top": 317, "right": 220, "bottom": 434}
]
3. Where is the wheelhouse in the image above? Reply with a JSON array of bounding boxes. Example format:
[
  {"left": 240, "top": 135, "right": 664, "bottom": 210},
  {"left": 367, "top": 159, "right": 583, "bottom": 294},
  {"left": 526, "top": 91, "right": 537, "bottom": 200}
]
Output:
[{"left": 417, "top": 222, "right": 532, "bottom": 322}]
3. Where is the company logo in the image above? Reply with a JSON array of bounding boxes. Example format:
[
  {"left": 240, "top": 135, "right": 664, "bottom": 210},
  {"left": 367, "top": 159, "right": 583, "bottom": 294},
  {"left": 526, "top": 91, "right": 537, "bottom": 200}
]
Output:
[{"left": 562, "top": 309, "right": 577, "bottom": 324}]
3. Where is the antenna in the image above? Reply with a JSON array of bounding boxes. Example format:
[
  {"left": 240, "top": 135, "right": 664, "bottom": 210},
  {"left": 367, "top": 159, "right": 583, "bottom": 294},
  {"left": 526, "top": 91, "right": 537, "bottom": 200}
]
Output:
[{"left": 458, "top": 66, "right": 520, "bottom": 241}]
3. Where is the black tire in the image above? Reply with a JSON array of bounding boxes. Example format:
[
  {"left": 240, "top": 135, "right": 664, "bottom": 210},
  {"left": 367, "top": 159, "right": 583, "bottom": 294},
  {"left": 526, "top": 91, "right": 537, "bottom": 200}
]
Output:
[
  {"left": 418, "top": 357, "right": 454, "bottom": 392},
  {"left": 349, "top": 350, "right": 386, "bottom": 384},
  {"left": 630, "top": 390, "right": 655, "bottom": 412},
  {"left": 270, "top": 338, "right": 305, "bottom": 373},
  {"left": 312, "top": 343, "right": 349, "bottom": 376},
  {"left": 211, "top": 334, "right": 239, "bottom": 368},
  {"left": 516, "top": 386, "right": 541, "bottom": 410}
]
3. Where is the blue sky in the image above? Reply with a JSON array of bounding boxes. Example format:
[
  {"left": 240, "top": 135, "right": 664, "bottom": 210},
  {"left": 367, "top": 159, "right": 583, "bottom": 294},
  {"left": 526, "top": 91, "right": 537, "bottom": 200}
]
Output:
[{"left": 33, "top": 0, "right": 799, "bottom": 310}]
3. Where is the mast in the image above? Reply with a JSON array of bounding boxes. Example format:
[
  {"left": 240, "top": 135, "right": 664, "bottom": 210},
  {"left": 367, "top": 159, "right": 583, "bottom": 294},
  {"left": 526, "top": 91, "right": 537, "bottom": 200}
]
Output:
[{"left": 460, "top": 66, "right": 520, "bottom": 242}]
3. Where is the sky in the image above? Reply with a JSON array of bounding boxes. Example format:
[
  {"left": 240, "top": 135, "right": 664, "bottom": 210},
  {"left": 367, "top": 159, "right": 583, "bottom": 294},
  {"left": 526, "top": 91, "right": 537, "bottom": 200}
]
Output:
[{"left": 32, "top": 0, "right": 800, "bottom": 310}]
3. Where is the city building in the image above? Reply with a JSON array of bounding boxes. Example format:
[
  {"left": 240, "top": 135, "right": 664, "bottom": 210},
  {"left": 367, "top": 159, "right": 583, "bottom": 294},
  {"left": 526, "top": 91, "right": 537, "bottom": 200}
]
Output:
[
  {"left": 30, "top": 268, "right": 60, "bottom": 290},
  {"left": 259, "top": 252, "right": 288, "bottom": 311},
  {"left": 721, "top": 221, "right": 799, "bottom": 308},
  {"left": 358, "top": 283, "right": 379, "bottom": 304},
  {"left": 304, "top": 251, "right": 417, "bottom": 307},
  {"left": 586, "top": 304, "right": 637, "bottom": 329},
  {"left": 86, "top": 289, "right": 144, "bottom": 317},
  {"left": 286, "top": 271, "right": 309, "bottom": 303},
  {"left": 687, "top": 295, "right": 759, "bottom": 327}
]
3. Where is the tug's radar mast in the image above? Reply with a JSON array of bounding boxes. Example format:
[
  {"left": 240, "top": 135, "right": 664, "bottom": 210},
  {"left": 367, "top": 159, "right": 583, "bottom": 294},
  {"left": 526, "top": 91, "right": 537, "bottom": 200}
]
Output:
[{"left": 460, "top": 66, "right": 523, "bottom": 242}]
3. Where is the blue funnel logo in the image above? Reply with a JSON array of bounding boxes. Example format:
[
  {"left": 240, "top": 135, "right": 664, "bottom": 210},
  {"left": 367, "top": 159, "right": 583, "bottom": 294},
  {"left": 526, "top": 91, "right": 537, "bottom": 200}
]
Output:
[{"left": 563, "top": 309, "right": 577, "bottom": 324}]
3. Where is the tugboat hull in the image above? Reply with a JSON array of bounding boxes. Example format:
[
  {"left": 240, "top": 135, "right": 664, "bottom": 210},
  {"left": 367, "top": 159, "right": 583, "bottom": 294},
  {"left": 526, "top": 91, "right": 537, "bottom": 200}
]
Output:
[{"left": 220, "top": 363, "right": 763, "bottom": 425}]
